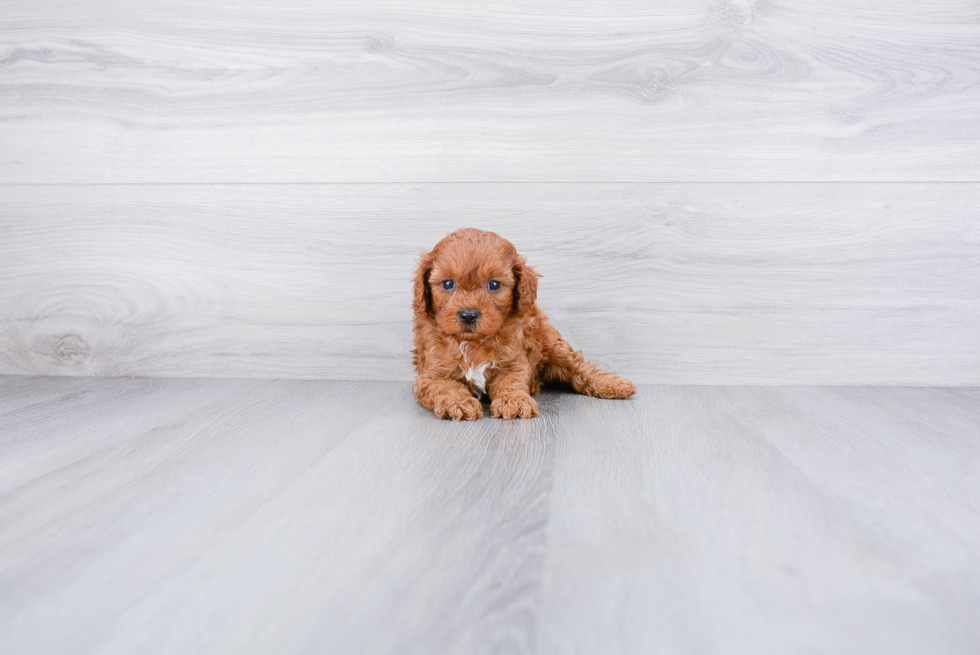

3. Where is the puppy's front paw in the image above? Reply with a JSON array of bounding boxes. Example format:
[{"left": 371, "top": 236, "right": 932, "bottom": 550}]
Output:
[
  {"left": 433, "top": 393, "right": 483, "bottom": 421},
  {"left": 590, "top": 374, "right": 637, "bottom": 399},
  {"left": 490, "top": 394, "right": 539, "bottom": 420}
]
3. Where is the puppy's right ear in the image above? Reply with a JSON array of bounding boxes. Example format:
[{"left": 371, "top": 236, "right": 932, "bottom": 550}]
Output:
[{"left": 413, "top": 251, "right": 435, "bottom": 317}]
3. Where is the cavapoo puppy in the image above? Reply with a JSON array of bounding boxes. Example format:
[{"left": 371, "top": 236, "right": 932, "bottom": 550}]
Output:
[{"left": 413, "top": 228, "right": 636, "bottom": 420}]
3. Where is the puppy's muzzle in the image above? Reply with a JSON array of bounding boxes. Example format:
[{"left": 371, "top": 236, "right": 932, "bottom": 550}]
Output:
[{"left": 458, "top": 309, "right": 480, "bottom": 325}]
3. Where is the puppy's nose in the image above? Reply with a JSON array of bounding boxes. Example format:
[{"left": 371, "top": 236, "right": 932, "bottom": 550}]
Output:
[{"left": 458, "top": 309, "right": 480, "bottom": 325}]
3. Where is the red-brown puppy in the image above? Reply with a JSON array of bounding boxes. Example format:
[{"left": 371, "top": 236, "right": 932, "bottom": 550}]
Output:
[{"left": 412, "top": 228, "right": 636, "bottom": 420}]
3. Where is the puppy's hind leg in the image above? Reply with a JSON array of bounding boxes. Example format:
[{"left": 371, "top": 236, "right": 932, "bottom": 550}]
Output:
[{"left": 541, "top": 333, "right": 636, "bottom": 399}]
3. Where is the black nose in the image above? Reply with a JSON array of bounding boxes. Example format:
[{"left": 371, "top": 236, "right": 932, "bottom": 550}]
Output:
[{"left": 458, "top": 309, "right": 480, "bottom": 325}]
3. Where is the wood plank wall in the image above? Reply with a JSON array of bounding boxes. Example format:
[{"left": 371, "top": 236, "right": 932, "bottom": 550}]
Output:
[{"left": 1, "top": 1, "right": 978, "bottom": 384}]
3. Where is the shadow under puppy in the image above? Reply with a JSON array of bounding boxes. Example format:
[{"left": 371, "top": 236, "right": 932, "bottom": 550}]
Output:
[{"left": 413, "top": 228, "right": 636, "bottom": 420}]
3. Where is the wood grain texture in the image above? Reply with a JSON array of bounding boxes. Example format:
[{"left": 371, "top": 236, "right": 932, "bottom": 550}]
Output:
[
  {"left": 1, "top": 377, "right": 978, "bottom": 653},
  {"left": 1, "top": 1, "right": 978, "bottom": 182},
  {"left": 538, "top": 385, "right": 980, "bottom": 654},
  {"left": 0, "top": 377, "right": 557, "bottom": 655},
  {"left": 2, "top": 183, "right": 978, "bottom": 384}
]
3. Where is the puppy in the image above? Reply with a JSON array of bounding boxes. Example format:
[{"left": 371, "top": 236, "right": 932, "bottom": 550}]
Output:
[{"left": 412, "top": 228, "right": 636, "bottom": 420}]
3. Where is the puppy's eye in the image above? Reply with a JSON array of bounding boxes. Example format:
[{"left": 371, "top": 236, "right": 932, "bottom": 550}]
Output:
[
  {"left": 441, "top": 280, "right": 455, "bottom": 291},
  {"left": 487, "top": 280, "right": 501, "bottom": 292}
]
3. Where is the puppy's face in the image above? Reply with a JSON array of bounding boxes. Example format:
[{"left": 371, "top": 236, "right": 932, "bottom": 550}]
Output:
[{"left": 414, "top": 229, "right": 537, "bottom": 340}]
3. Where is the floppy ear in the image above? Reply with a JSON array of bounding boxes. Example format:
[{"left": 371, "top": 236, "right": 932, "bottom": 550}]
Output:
[
  {"left": 413, "top": 251, "right": 435, "bottom": 317},
  {"left": 512, "top": 255, "right": 539, "bottom": 315}
]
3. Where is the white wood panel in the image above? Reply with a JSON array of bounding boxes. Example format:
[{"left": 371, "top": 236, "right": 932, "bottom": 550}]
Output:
[
  {"left": 1, "top": 183, "right": 977, "bottom": 384},
  {"left": 1, "top": 1, "right": 978, "bottom": 182},
  {"left": 2, "top": 377, "right": 978, "bottom": 653}
]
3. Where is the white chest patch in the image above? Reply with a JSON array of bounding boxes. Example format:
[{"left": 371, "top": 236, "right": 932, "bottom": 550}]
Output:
[{"left": 465, "top": 362, "right": 490, "bottom": 396}]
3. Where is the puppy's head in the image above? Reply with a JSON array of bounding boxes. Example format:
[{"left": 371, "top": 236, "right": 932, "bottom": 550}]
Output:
[{"left": 413, "top": 228, "right": 538, "bottom": 340}]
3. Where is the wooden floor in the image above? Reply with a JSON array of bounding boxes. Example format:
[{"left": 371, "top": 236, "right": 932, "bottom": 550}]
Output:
[{"left": 1, "top": 376, "right": 977, "bottom": 654}]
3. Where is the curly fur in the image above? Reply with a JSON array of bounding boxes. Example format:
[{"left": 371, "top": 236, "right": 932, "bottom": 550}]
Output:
[{"left": 412, "top": 228, "right": 636, "bottom": 420}]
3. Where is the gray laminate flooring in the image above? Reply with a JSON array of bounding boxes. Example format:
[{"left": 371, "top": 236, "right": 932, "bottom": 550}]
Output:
[{"left": 1, "top": 376, "right": 978, "bottom": 654}]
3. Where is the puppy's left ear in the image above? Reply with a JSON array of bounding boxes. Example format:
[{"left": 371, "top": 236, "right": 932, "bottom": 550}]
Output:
[
  {"left": 413, "top": 251, "right": 435, "bottom": 317},
  {"left": 512, "top": 255, "right": 539, "bottom": 315}
]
